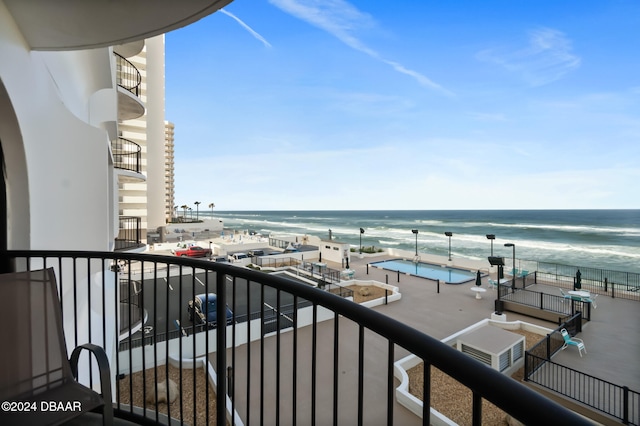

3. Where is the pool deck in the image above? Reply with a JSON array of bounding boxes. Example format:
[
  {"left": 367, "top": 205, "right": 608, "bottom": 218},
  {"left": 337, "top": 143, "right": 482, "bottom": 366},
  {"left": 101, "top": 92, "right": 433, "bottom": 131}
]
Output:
[{"left": 210, "top": 254, "right": 640, "bottom": 425}]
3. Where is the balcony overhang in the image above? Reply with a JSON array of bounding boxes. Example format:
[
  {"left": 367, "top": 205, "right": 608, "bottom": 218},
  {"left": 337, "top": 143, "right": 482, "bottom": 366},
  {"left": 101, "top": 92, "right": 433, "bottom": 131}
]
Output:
[
  {"left": 115, "top": 168, "right": 146, "bottom": 183},
  {"left": 117, "top": 87, "right": 145, "bottom": 121},
  {"left": 114, "top": 41, "right": 145, "bottom": 58},
  {"left": 4, "top": 0, "right": 234, "bottom": 51}
]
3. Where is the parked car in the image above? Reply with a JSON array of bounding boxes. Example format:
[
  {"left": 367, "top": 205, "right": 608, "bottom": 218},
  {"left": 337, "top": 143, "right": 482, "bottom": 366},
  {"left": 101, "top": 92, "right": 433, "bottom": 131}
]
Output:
[
  {"left": 248, "top": 249, "right": 264, "bottom": 258},
  {"left": 187, "top": 293, "right": 233, "bottom": 327},
  {"left": 212, "top": 256, "right": 228, "bottom": 263},
  {"left": 228, "top": 252, "right": 248, "bottom": 262},
  {"left": 173, "top": 246, "right": 212, "bottom": 258}
]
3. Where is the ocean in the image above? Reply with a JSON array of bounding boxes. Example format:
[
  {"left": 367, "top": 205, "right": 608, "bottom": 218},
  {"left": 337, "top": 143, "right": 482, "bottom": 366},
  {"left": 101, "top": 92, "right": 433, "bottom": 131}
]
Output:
[{"left": 210, "top": 210, "right": 640, "bottom": 274}]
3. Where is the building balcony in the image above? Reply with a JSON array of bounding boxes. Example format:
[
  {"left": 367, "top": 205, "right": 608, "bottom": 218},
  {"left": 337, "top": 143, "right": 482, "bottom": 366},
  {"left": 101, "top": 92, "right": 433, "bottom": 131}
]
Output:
[
  {"left": 4, "top": 0, "right": 234, "bottom": 51},
  {"left": 115, "top": 53, "right": 145, "bottom": 121},
  {"left": 112, "top": 138, "right": 144, "bottom": 181},
  {"left": 3, "top": 250, "right": 589, "bottom": 426},
  {"left": 115, "top": 216, "right": 145, "bottom": 251}
]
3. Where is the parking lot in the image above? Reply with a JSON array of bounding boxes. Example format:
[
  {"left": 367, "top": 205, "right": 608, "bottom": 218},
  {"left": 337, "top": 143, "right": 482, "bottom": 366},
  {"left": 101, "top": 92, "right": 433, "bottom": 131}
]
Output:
[{"left": 121, "top": 268, "right": 307, "bottom": 346}]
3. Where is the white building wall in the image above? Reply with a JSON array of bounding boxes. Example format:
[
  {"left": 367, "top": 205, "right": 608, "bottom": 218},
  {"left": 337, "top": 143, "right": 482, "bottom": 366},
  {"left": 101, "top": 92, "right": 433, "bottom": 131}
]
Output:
[
  {"left": 0, "top": 3, "right": 114, "bottom": 251},
  {"left": 0, "top": 2, "right": 118, "bottom": 390},
  {"left": 146, "top": 35, "right": 167, "bottom": 230}
]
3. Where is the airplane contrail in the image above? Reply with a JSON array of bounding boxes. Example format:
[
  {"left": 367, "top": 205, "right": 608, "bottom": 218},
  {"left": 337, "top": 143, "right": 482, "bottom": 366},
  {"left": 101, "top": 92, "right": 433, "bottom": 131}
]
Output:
[{"left": 220, "top": 9, "right": 272, "bottom": 48}]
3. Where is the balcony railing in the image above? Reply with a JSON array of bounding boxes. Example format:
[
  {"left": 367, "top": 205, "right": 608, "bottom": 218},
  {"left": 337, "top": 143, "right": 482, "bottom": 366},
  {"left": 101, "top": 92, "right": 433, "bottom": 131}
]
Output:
[
  {"left": 114, "top": 53, "right": 142, "bottom": 97},
  {"left": 112, "top": 138, "right": 142, "bottom": 174},
  {"left": 4, "top": 250, "right": 590, "bottom": 426},
  {"left": 116, "top": 216, "right": 143, "bottom": 251}
]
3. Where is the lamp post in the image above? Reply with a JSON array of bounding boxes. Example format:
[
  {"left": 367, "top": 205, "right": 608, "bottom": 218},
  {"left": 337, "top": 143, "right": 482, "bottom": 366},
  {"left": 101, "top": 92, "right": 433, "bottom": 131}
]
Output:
[
  {"left": 444, "top": 232, "right": 453, "bottom": 261},
  {"left": 488, "top": 256, "right": 505, "bottom": 314},
  {"left": 411, "top": 229, "right": 419, "bottom": 256},
  {"left": 486, "top": 234, "right": 495, "bottom": 256},
  {"left": 359, "top": 228, "right": 365, "bottom": 255},
  {"left": 504, "top": 243, "right": 516, "bottom": 289}
]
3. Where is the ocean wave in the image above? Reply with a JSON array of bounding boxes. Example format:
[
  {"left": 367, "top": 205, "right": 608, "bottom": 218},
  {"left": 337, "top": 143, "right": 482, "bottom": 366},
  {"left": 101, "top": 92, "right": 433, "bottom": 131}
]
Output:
[
  {"left": 485, "top": 222, "right": 640, "bottom": 235},
  {"left": 416, "top": 220, "right": 443, "bottom": 225},
  {"left": 215, "top": 211, "right": 640, "bottom": 273},
  {"left": 378, "top": 240, "right": 400, "bottom": 246}
]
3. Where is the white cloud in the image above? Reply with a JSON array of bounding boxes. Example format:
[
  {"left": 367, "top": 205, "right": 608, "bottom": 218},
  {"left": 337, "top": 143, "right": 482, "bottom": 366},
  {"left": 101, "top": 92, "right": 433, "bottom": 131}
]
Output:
[
  {"left": 477, "top": 27, "right": 581, "bottom": 86},
  {"left": 468, "top": 112, "right": 507, "bottom": 122},
  {"left": 268, "top": 0, "right": 452, "bottom": 95}
]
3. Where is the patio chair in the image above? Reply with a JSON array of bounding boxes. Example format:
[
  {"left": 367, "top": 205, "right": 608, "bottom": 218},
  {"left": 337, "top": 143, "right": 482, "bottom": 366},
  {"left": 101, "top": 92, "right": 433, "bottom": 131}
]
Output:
[
  {"left": 558, "top": 288, "right": 571, "bottom": 301},
  {"left": 585, "top": 293, "right": 598, "bottom": 309},
  {"left": 0, "top": 268, "right": 113, "bottom": 425},
  {"left": 487, "top": 279, "right": 498, "bottom": 289},
  {"left": 560, "top": 328, "right": 587, "bottom": 357}
]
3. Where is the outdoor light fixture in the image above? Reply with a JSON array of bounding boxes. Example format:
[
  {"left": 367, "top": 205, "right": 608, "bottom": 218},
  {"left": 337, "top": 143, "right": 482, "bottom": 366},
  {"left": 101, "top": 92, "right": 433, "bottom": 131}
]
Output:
[
  {"left": 504, "top": 243, "right": 516, "bottom": 289},
  {"left": 359, "top": 228, "right": 365, "bottom": 255},
  {"left": 411, "top": 229, "right": 419, "bottom": 256},
  {"left": 486, "top": 234, "right": 495, "bottom": 256},
  {"left": 488, "top": 256, "right": 506, "bottom": 314},
  {"left": 444, "top": 232, "right": 453, "bottom": 261}
]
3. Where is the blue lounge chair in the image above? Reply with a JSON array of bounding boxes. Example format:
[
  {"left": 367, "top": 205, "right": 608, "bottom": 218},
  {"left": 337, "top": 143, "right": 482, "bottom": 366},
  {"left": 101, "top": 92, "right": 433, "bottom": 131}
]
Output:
[
  {"left": 560, "top": 328, "right": 586, "bottom": 357},
  {"left": 487, "top": 279, "right": 498, "bottom": 289}
]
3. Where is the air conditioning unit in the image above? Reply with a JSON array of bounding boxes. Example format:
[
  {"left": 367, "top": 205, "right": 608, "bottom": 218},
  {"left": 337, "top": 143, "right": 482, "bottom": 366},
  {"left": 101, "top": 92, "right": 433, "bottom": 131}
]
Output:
[{"left": 457, "top": 325, "right": 525, "bottom": 375}]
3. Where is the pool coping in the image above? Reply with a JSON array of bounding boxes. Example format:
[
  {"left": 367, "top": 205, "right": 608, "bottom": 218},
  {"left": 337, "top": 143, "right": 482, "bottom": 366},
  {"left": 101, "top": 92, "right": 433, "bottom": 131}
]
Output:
[{"left": 369, "top": 258, "right": 488, "bottom": 285}]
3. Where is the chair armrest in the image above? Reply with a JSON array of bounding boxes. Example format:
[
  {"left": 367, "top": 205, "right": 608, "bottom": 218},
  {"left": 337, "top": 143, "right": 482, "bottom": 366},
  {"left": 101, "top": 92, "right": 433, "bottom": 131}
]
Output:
[{"left": 69, "top": 343, "right": 114, "bottom": 425}]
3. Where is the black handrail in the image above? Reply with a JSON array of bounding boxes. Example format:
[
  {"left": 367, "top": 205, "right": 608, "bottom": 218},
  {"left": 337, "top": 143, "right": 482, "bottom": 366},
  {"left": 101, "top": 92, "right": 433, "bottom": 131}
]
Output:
[
  {"left": 499, "top": 285, "right": 592, "bottom": 321},
  {"left": 115, "top": 217, "right": 142, "bottom": 251},
  {"left": 526, "top": 353, "right": 639, "bottom": 425},
  {"left": 6, "top": 250, "right": 590, "bottom": 425},
  {"left": 114, "top": 53, "right": 142, "bottom": 97},
  {"left": 112, "top": 137, "right": 142, "bottom": 174},
  {"left": 532, "top": 260, "right": 640, "bottom": 301}
]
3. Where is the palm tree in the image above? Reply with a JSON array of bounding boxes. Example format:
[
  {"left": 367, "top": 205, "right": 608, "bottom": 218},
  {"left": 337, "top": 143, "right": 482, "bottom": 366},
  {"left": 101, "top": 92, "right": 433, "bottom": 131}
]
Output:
[
  {"left": 194, "top": 201, "right": 201, "bottom": 221},
  {"left": 209, "top": 202, "right": 215, "bottom": 217},
  {"left": 181, "top": 204, "right": 188, "bottom": 220}
]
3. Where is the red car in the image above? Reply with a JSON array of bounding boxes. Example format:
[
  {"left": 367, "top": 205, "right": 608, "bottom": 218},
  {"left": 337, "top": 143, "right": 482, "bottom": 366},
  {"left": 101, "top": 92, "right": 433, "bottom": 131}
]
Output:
[{"left": 173, "top": 246, "right": 211, "bottom": 257}]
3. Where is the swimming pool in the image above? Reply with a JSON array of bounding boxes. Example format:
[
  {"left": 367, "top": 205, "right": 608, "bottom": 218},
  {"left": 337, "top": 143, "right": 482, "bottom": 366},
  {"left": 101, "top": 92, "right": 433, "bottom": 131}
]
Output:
[{"left": 370, "top": 259, "right": 481, "bottom": 284}]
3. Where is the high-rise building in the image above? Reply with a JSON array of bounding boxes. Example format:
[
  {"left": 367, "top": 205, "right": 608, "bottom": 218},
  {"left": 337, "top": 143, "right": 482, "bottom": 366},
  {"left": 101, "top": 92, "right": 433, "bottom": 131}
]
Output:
[{"left": 164, "top": 120, "right": 176, "bottom": 223}]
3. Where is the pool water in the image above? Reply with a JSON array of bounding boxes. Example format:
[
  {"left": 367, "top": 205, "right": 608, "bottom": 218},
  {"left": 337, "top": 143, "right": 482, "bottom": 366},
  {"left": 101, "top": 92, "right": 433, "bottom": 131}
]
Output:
[{"left": 370, "top": 259, "right": 481, "bottom": 284}]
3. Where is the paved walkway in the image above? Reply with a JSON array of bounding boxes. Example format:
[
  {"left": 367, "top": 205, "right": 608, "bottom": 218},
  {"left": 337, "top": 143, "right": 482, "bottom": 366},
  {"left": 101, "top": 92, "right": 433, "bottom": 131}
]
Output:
[{"left": 210, "top": 254, "right": 640, "bottom": 425}]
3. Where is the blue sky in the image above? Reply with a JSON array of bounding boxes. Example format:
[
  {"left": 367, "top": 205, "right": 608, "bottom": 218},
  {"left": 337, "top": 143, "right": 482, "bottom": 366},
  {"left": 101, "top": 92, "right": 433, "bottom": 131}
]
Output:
[{"left": 166, "top": 0, "right": 639, "bottom": 211}]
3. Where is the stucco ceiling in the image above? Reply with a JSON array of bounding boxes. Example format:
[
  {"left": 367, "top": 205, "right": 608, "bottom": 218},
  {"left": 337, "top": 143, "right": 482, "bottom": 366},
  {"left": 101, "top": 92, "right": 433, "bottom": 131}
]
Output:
[{"left": 4, "top": 0, "right": 234, "bottom": 51}]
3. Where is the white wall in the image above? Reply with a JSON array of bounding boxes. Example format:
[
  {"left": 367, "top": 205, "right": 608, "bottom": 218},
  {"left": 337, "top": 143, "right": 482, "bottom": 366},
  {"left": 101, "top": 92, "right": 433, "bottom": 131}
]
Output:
[
  {"left": 319, "top": 239, "right": 351, "bottom": 265},
  {"left": 145, "top": 35, "right": 166, "bottom": 230},
  {"left": 1, "top": 3, "right": 119, "bottom": 395},
  {"left": 0, "top": 3, "right": 115, "bottom": 251}
]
